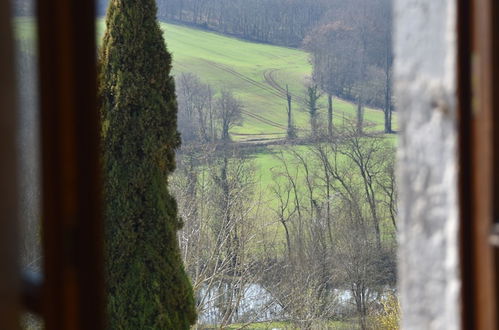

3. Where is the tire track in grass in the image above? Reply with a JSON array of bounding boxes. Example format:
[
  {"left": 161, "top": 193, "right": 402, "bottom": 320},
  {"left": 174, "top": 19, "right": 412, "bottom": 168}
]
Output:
[
  {"left": 263, "top": 68, "right": 308, "bottom": 105},
  {"left": 241, "top": 109, "right": 287, "bottom": 130},
  {"left": 204, "top": 64, "right": 309, "bottom": 131},
  {"left": 232, "top": 132, "right": 285, "bottom": 136},
  {"left": 207, "top": 60, "right": 382, "bottom": 133},
  {"left": 203, "top": 60, "right": 294, "bottom": 132},
  {"left": 241, "top": 109, "right": 309, "bottom": 132},
  {"left": 204, "top": 60, "right": 286, "bottom": 100}
]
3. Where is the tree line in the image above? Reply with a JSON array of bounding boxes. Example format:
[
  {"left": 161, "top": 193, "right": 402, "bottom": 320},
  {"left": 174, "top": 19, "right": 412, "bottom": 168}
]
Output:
[
  {"left": 157, "top": 0, "right": 325, "bottom": 47},
  {"left": 304, "top": 0, "right": 394, "bottom": 134}
]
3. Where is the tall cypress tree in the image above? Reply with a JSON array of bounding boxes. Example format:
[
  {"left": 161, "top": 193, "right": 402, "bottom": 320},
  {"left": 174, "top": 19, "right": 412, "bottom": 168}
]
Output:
[{"left": 99, "top": 0, "right": 197, "bottom": 328}]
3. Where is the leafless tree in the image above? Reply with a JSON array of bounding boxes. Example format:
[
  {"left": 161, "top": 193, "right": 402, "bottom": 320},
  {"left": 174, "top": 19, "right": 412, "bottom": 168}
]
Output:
[
  {"left": 304, "top": 0, "right": 394, "bottom": 135},
  {"left": 176, "top": 72, "right": 215, "bottom": 143},
  {"left": 215, "top": 89, "right": 243, "bottom": 142},
  {"left": 173, "top": 125, "right": 397, "bottom": 327},
  {"left": 270, "top": 172, "right": 297, "bottom": 258},
  {"left": 333, "top": 204, "right": 395, "bottom": 330},
  {"left": 264, "top": 123, "right": 397, "bottom": 327},
  {"left": 172, "top": 147, "right": 277, "bottom": 327},
  {"left": 285, "top": 85, "right": 297, "bottom": 140},
  {"left": 304, "top": 19, "right": 359, "bottom": 138}
]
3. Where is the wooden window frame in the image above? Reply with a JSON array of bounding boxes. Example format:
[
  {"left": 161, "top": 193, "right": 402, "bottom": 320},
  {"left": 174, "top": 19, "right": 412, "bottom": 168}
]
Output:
[
  {"left": 459, "top": 0, "right": 499, "bottom": 328},
  {"left": 1, "top": 0, "right": 105, "bottom": 329},
  {"left": 0, "top": 0, "right": 21, "bottom": 328},
  {"left": 36, "top": 0, "right": 105, "bottom": 329}
]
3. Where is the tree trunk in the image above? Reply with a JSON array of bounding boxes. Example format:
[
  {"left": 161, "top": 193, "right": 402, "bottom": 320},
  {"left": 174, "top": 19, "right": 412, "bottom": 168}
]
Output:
[
  {"left": 356, "top": 98, "right": 363, "bottom": 135},
  {"left": 384, "top": 24, "right": 393, "bottom": 134},
  {"left": 384, "top": 68, "right": 392, "bottom": 134},
  {"left": 286, "top": 85, "right": 295, "bottom": 139},
  {"left": 327, "top": 93, "right": 333, "bottom": 138},
  {"left": 282, "top": 221, "right": 291, "bottom": 258}
]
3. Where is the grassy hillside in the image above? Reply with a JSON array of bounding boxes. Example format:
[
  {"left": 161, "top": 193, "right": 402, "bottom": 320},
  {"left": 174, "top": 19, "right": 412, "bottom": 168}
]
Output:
[
  {"left": 97, "top": 20, "right": 396, "bottom": 142},
  {"left": 158, "top": 21, "right": 396, "bottom": 141}
]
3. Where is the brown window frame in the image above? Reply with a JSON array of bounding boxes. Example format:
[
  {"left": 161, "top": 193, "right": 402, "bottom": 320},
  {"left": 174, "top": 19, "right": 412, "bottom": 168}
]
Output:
[
  {"left": 1, "top": 0, "right": 105, "bottom": 329},
  {"left": 0, "top": 0, "right": 21, "bottom": 328},
  {"left": 36, "top": 0, "right": 105, "bottom": 329},
  {"left": 459, "top": 0, "right": 499, "bottom": 328}
]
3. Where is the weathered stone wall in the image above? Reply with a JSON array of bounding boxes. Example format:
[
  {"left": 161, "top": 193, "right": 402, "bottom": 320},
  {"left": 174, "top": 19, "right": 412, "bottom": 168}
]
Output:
[{"left": 394, "top": 0, "right": 461, "bottom": 329}]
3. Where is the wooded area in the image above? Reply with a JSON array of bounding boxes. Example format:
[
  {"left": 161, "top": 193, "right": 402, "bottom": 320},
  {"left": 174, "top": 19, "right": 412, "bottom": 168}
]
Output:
[{"left": 172, "top": 126, "right": 398, "bottom": 328}]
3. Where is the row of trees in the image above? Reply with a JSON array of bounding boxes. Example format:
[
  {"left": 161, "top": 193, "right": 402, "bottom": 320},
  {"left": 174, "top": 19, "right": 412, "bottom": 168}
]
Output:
[
  {"left": 178, "top": 72, "right": 383, "bottom": 145},
  {"left": 157, "top": 0, "right": 327, "bottom": 47},
  {"left": 96, "top": 0, "right": 326, "bottom": 47},
  {"left": 304, "top": 0, "right": 394, "bottom": 134},
  {"left": 172, "top": 125, "right": 398, "bottom": 329}
]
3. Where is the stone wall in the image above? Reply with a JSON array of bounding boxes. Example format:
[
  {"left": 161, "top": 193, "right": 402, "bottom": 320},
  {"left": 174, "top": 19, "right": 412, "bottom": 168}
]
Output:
[{"left": 394, "top": 0, "right": 461, "bottom": 329}]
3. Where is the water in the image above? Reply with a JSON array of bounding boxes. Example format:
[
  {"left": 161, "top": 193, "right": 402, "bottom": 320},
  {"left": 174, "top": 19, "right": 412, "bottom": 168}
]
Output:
[{"left": 197, "top": 282, "right": 354, "bottom": 326}]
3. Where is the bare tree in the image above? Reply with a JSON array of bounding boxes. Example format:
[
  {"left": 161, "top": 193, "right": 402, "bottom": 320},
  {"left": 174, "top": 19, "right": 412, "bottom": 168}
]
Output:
[
  {"left": 333, "top": 205, "right": 394, "bottom": 330},
  {"left": 305, "top": 19, "right": 359, "bottom": 137},
  {"left": 285, "top": 85, "right": 297, "bottom": 140},
  {"left": 172, "top": 147, "right": 278, "bottom": 327},
  {"left": 270, "top": 171, "right": 297, "bottom": 258},
  {"left": 215, "top": 89, "right": 243, "bottom": 142},
  {"left": 176, "top": 72, "right": 215, "bottom": 143},
  {"left": 381, "top": 0, "right": 394, "bottom": 134},
  {"left": 305, "top": 0, "right": 394, "bottom": 135}
]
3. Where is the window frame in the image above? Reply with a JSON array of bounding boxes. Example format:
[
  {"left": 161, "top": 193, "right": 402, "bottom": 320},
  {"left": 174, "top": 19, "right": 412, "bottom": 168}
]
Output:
[
  {"left": 459, "top": 0, "right": 499, "bottom": 328},
  {"left": 0, "top": 0, "right": 21, "bottom": 328},
  {"left": 36, "top": 0, "right": 105, "bottom": 329},
  {"left": 0, "top": 0, "right": 107, "bottom": 324}
]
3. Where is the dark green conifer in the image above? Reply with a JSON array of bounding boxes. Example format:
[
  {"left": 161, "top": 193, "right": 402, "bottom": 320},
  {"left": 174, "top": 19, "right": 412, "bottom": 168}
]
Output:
[{"left": 99, "top": 0, "right": 197, "bottom": 328}]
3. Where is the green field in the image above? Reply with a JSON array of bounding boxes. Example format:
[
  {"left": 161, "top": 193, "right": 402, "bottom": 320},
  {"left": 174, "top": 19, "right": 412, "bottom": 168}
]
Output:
[
  {"left": 155, "top": 21, "right": 396, "bottom": 141},
  {"left": 97, "top": 19, "right": 396, "bottom": 142}
]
